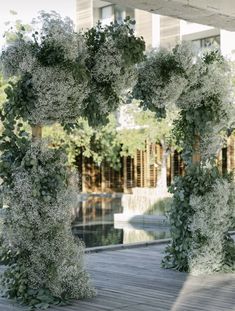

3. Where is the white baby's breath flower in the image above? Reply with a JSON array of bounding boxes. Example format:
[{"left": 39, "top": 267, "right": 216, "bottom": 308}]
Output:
[
  {"left": 2, "top": 141, "right": 95, "bottom": 298},
  {"left": 189, "top": 179, "right": 235, "bottom": 275},
  {"left": 92, "top": 38, "right": 123, "bottom": 83}
]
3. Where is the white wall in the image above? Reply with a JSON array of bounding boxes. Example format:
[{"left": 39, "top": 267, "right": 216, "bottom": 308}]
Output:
[{"left": 220, "top": 30, "right": 235, "bottom": 61}]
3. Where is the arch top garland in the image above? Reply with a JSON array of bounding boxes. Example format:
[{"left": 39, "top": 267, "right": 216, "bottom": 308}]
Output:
[
  {"left": 1, "top": 11, "right": 145, "bottom": 128},
  {"left": 0, "top": 11, "right": 145, "bottom": 309}
]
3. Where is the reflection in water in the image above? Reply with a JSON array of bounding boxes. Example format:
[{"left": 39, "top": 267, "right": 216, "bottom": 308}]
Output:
[
  {"left": 73, "top": 224, "right": 123, "bottom": 247},
  {"left": 72, "top": 196, "right": 170, "bottom": 248},
  {"left": 115, "top": 223, "right": 170, "bottom": 244}
]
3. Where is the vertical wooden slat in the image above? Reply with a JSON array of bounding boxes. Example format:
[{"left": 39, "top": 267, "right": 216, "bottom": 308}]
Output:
[
  {"left": 217, "top": 149, "right": 223, "bottom": 173},
  {"left": 134, "top": 153, "right": 137, "bottom": 188},
  {"left": 154, "top": 144, "right": 158, "bottom": 186},
  {"left": 101, "top": 162, "right": 105, "bottom": 192},
  {"left": 170, "top": 150, "right": 175, "bottom": 183},
  {"left": 227, "top": 136, "right": 231, "bottom": 173},
  {"left": 123, "top": 156, "right": 128, "bottom": 193},
  {"left": 167, "top": 151, "right": 171, "bottom": 186},
  {"left": 141, "top": 150, "right": 144, "bottom": 187},
  {"left": 146, "top": 141, "right": 150, "bottom": 187},
  {"left": 82, "top": 154, "right": 86, "bottom": 193},
  {"left": 32, "top": 125, "right": 42, "bottom": 141},
  {"left": 192, "top": 134, "right": 201, "bottom": 164}
]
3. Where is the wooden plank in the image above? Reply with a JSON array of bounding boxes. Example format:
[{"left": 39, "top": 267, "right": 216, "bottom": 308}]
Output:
[{"left": 0, "top": 244, "right": 234, "bottom": 310}]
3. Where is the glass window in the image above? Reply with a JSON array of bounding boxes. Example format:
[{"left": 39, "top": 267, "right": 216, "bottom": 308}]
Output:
[
  {"left": 192, "top": 35, "right": 220, "bottom": 54},
  {"left": 201, "top": 35, "right": 220, "bottom": 49},
  {"left": 101, "top": 6, "right": 113, "bottom": 25},
  {"left": 114, "top": 5, "right": 126, "bottom": 24}
]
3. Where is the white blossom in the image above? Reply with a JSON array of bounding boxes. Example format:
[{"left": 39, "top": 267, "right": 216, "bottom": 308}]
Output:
[
  {"left": 92, "top": 39, "right": 123, "bottom": 83},
  {"left": 30, "top": 65, "right": 88, "bottom": 125},
  {"left": 136, "top": 49, "right": 188, "bottom": 110},
  {"left": 1, "top": 12, "right": 89, "bottom": 125},
  {"left": 189, "top": 179, "right": 235, "bottom": 275}
]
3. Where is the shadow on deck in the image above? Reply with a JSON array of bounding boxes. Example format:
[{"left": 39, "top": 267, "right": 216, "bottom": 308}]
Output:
[{"left": 1, "top": 243, "right": 235, "bottom": 310}]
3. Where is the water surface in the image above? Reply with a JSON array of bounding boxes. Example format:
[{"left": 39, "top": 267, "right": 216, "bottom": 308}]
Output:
[{"left": 72, "top": 195, "right": 170, "bottom": 248}]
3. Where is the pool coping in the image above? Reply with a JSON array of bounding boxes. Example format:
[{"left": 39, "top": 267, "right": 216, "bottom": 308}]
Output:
[
  {"left": 85, "top": 238, "right": 171, "bottom": 253},
  {"left": 85, "top": 230, "right": 235, "bottom": 254},
  {"left": 114, "top": 213, "right": 169, "bottom": 225}
]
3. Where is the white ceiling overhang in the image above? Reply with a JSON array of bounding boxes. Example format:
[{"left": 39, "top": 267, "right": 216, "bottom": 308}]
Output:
[{"left": 106, "top": 0, "right": 235, "bottom": 31}]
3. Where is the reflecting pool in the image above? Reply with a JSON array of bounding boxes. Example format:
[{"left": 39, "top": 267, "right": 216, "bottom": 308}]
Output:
[{"left": 72, "top": 195, "right": 170, "bottom": 248}]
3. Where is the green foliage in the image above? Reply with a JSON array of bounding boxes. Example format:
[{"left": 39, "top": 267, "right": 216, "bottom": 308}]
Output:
[
  {"left": 0, "top": 74, "right": 7, "bottom": 105},
  {"left": 1, "top": 12, "right": 89, "bottom": 125},
  {"left": 133, "top": 45, "right": 191, "bottom": 117},
  {"left": 118, "top": 102, "right": 177, "bottom": 157},
  {"left": 44, "top": 114, "right": 121, "bottom": 169},
  {"left": 0, "top": 74, "right": 8, "bottom": 135},
  {"left": 89, "top": 115, "right": 121, "bottom": 168},
  {"left": 163, "top": 50, "right": 234, "bottom": 274},
  {"left": 162, "top": 165, "right": 234, "bottom": 272},
  {"left": 189, "top": 178, "right": 235, "bottom": 274},
  {"left": 3, "top": 10, "right": 33, "bottom": 45},
  {"left": 0, "top": 90, "right": 30, "bottom": 187},
  {"left": 1, "top": 13, "right": 145, "bottom": 128},
  {"left": 173, "top": 50, "right": 230, "bottom": 164},
  {"left": 82, "top": 17, "right": 145, "bottom": 126},
  {"left": 85, "top": 17, "right": 145, "bottom": 70}
]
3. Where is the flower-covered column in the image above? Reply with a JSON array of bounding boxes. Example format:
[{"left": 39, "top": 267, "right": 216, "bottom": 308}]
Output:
[
  {"left": 134, "top": 43, "right": 235, "bottom": 274},
  {"left": 0, "top": 12, "right": 145, "bottom": 308}
]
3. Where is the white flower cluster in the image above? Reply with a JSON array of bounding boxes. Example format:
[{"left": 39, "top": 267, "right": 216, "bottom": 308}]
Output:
[
  {"left": 91, "top": 38, "right": 137, "bottom": 97},
  {"left": 136, "top": 43, "right": 232, "bottom": 120},
  {"left": 177, "top": 60, "right": 230, "bottom": 112},
  {"left": 92, "top": 39, "right": 122, "bottom": 83},
  {"left": 173, "top": 41, "right": 196, "bottom": 73},
  {"left": 200, "top": 123, "right": 226, "bottom": 161},
  {"left": 2, "top": 141, "right": 95, "bottom": 298},
  {"left": 137, "top": 49, "right": 188, "bottom": 109},
  {"left": 1, "top": 41, "right": 37, "bottom": 78},
  {"left": 30, "top": 65, "right": 88, "bottom": 125},
  {"left": 189, "top": 179, "right": 235, "bottom": 275},
  {"left": 1, "top": 12, "right": 88, "bottom": 125},
  {"left": 38, "top": 12, "right": 87, "bottom": 63},
  {"left": 113, "top": 66, "right": 137, "bottom": 96}
]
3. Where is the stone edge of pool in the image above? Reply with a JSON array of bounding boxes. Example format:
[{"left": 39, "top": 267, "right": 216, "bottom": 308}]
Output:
[
  {"left": 85, "top": 231, "right": 235, "bottom": 254},
  {"left": 85, "top": 238, "right": 171, "bottom": 253},
  {"left": 114, "top": 213, "right": 169, "bottom": 225}
]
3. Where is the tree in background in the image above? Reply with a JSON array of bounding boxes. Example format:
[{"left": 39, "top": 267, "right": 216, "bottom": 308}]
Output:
[
  {"left": 43, "top": 114, "right": 121, "bottom": 171},
  {"left": 118, "top": 101, "right": 178, "bottom": 194}
]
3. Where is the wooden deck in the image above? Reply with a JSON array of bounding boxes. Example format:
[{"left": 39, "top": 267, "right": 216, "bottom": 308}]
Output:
[{"left": 1, "top": 243, "right": 235, "bottom": 311}]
